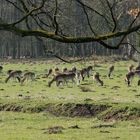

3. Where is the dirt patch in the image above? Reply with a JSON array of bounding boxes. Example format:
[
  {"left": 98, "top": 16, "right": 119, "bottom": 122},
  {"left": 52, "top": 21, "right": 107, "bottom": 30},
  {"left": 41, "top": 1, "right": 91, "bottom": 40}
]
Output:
[
  {"left": 0, "top": 103, "right": 108, "bottom": 117},
  {"left": 100, "top": 107, "right": 140, "bottom": 121},
  {"left": 1, "top": 103, "right": 140, "bottom": 120},
  {"left": 45, "top": 103, "right": 108, "bottom": 117}
]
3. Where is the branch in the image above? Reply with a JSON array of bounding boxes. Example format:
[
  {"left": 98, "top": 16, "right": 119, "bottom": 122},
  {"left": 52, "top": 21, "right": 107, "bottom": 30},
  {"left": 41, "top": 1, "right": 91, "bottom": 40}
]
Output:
[
  {"left": 9, "top": 0, "right": 46, "bottom": 26},
  {"left": 121, "top": 43, "right": 140, "bottom": 54},
  {"left": 0, "top": 23, "right": 140, "bottom": 46},
  {"left": 5, "top": 0, "right": 24, "bottom": 13},
  {"left": 76, "top": 0, "right": 112, "bottom": 29},
  {"left": 77, "top": 0, "right": 96, "bottom": 36},
  {"left": 53, "top": 0, "right": 59, "bottom": 34},
  {"left": 46, "top": 51, "right": 83, "bottom": 63},
  {"left": 105, "top": 0, "right": 117, "bottom": 32},
  {"left": 78, "top": 1, "right": 118, "bottom": 49}
]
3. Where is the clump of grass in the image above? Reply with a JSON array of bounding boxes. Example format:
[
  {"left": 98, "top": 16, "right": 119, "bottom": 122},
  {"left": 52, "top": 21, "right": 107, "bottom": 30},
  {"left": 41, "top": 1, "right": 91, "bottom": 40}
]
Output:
[
  {"left": 43, "top": 126, "right": 64, "bottom": 134},
  {"left": 68, "top": 125, "right": 80, "bottom": 129},
  {"left": 91, "top": 124, "right": 115, "bottom": 129},
  {"left": 79, "top": 86, "right": 95, "bottom": 92}
]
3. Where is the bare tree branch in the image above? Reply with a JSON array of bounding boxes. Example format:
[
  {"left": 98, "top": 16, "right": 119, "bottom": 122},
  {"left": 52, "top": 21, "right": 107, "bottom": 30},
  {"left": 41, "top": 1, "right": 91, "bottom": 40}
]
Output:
[
  {"left": 0, "top": 0, "right": 140, "bottom": 51},
  {"left": 53, "top": 0, "right": 59, "bottom": 34},
  {"left": 105, "top": 0, "right": 117, "bottom": 32},
  {"left": 5, "top": 0, "right": 24, "bottom": 13},
  {"left": 8, "top": 0, "right": 46, "bottom": 26}
]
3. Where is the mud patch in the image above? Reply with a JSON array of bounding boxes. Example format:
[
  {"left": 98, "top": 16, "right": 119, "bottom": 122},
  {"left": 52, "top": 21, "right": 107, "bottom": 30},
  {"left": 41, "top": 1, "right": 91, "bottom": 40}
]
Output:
[
  {"left": 0, "top": 103, "right": 140, "bottom": 120},
  {"left": 45, "top": 103, "right": 108, "bottom": 117},
  {"left": 100, "top": 107, "right": 140, "bottom": 121},
  {"left": 0, "top": 103, "right": 108, "bottom": 117}
]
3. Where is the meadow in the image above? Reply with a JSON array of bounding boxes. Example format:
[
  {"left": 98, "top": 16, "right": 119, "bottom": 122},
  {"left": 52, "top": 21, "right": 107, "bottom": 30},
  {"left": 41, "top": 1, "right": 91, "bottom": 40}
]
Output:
[{"left": 0, "top": 57, "right": 140, "bottom": 140}]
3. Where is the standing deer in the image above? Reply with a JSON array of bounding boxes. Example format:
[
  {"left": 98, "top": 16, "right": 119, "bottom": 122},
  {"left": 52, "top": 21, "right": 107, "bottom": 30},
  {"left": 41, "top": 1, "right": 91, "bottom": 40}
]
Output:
[
  {"left": 93, "top": 72, "right": 103, "bottom": 86},
  {"left": 5, "top": 70, "right": 22, "bottom": 83},
  {"left": 48, "top": 71, "right": 80, "bottom": 87},
  {"left": 125, "top": 71, "right": 135, "bottom": 86},
  {"left": 21, "top": 72, "right": 35, "bottom": 84},
  {"left": 108, "top": 65, "right": 114, "bottom": 78}
]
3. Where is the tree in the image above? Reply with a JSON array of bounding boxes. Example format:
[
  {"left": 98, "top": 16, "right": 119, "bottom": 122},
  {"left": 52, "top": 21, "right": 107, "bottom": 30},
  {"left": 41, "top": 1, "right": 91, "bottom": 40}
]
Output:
[{"left": 0, "top": 0, "right": 140, "bottom": 51}]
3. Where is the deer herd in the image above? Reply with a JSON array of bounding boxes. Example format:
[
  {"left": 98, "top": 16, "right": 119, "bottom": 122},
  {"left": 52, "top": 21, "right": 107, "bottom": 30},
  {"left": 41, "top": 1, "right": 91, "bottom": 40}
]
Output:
[{"left": 0, "top": 63, "right": 140, "bottom": 87}]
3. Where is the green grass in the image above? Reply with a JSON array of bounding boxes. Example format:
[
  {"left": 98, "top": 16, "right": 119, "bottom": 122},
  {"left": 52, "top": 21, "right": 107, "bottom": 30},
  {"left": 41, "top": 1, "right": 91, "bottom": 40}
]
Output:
[
  {"left": 0, "top": 112, "right": 140, "bottom": 140},
  {"left": 0, "top": 58, "right": 140, "bottom": 139},
  {"left": 0, "top": 59, "right": 139, "bottom": 104}
]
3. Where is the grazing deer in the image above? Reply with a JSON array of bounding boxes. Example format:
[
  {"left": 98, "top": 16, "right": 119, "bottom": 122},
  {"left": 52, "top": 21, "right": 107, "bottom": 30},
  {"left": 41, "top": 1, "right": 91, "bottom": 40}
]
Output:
[
  {"left": 45, "top": 68, "right": 53, "bottom": 78},
  {"left": 7, "top": 70, "right": 13, "bottom": 75},
  {"left": 48, "top": 72, "right": 79, "bottom": 87},
  {"left": 80, "top": 66, "right": 93, "bottom": 81},
  {"left": 80, "top": 68, "right": 87, "bottom": 81},
  {"left": 93, "top": 72, "right": 103, "bottom": 86},
  {"left": 63, "top": 66, "right": 77, "bottom": 74},
  {"left": 108, "top": 65, "right": 114, "bottom": 78},
  {"left": 86, "top": 66, "right": 93, "bottom": 77},
  {"left": 71, "top": 66, "right": 77, "bottom": 73},
  {"left": 5, "top": 70, "right": 22, "bottom": 83},
  {"left": 21, "top": 72, "right": 35, "bottom": 84},
  {"left": 128, "top": 64, "right": 134, "bottom": 72},
  {"left": 125, "top": 71, "right": 135, "bottom": 86},
  {"left": 135, "top": 68, "right": 140, "bottom": 86},
  {"left": 54, "top": 67, "right": 60, "bottom": 72},
  {"left": 0, "top": 66, "right": 3, "bottom": 73},
  {"left": 44, "top": 67, "right": 60, "bottom": 78}
]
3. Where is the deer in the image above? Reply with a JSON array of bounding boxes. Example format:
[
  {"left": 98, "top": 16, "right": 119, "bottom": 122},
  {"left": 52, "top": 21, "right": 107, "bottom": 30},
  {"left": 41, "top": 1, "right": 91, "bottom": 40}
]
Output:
[
  {"left": 93, "top": 72, "right": 104, "bottom": 86},
  {"left": 21, "top": 72, "right": 35, "bottom": 84},
  {"left": 134, "top": 70, "right": 140, "bottom": 86},
  {"left": 80, "top": 66, "right": 93, "bottom": 81},
  {"left": 108, "top": 65, "right": 114, "bottom": 78},
  {"left": 7, "top": 70, "right": 13, "bottom": 75},
  {"left": 45, "top": 68, "right": 53, "bottom": 78},
  {"left": 63, "top": 66, "right": 77, "bottom": 74},
  {"left": 86, "top": 66, "right": 93, "bottom": 77},
  {"left": 128, "top": 64, "right": 135, "bottom": 72},
  {"left": 48, "top": 71, "right": 80, "bottom": 87},
  {"left": 125, "top": 71, "right": 135, "bottom": 86},
  {"left": 5, "top": 70, "right": 22, "bottom": 83}
]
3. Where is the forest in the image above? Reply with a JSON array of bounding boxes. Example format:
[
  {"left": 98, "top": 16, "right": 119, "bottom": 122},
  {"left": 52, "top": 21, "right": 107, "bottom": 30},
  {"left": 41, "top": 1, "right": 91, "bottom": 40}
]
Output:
[{"left": 0, "top": 0, "right": 139, "bottom": 59}]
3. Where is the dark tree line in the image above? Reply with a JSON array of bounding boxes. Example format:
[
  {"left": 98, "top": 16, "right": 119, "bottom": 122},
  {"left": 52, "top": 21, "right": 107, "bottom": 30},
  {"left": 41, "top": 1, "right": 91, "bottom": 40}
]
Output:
[{"left": 0, "top": 0, "right": 140, "bottom": 59}]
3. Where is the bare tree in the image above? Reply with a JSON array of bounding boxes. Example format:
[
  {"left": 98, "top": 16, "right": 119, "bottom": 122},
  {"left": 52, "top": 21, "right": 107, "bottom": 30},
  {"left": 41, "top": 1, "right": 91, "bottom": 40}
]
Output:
[{"left": 0, "top": 0, "right": 140, "bottom": 51}]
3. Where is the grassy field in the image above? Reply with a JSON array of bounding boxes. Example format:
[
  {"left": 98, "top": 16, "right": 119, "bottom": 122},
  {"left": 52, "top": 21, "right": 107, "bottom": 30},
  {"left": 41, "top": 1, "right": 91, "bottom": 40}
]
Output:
[
  {"left": 0, "top": 57, "right": 140, "bottom": 139},
  {"left": 0, "top": 112, "right": 140, "bottom": 140}
]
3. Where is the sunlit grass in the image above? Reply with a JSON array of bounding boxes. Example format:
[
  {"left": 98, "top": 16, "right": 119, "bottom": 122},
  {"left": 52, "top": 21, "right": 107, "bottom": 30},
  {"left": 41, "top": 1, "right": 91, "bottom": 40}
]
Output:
[
  {"left": 0, "top": 112, "right": 140, "bottom": 140},
  {"left": 0, "top": 59, "right": 139, "bottom": 104},
  {"left": 0, "top": 59, "right": 140, "bottom": 139}
]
